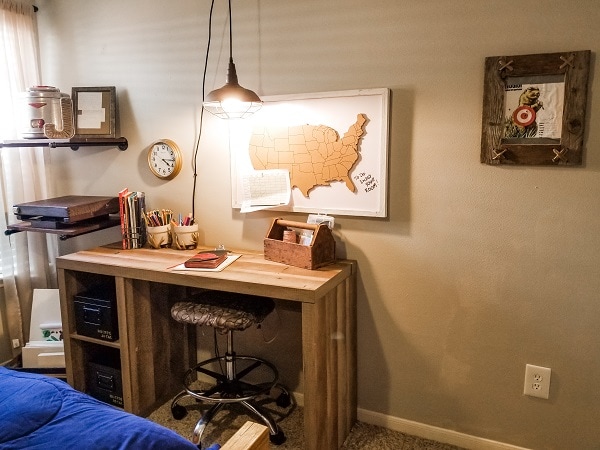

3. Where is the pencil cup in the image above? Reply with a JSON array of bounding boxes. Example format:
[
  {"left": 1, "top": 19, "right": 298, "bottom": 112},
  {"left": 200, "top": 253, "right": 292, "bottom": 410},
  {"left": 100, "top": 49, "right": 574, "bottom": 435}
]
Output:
[
  {"left": 172, "top": 223, "right": 199, "bottom": 250},
  {"left": 146, "top": 224, "right": 171, "bottom": 249}
]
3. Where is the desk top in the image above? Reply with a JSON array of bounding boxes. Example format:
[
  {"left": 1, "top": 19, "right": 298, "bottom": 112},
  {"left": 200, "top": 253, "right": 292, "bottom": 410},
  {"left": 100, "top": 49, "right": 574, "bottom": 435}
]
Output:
[{"left": 56, "top": 243, "right": 356, "bottom": 303}]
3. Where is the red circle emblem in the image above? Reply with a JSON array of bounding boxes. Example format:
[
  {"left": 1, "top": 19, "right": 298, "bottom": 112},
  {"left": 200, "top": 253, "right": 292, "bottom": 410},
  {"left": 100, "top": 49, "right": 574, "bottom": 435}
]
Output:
[{"left": 512, "top": 105, "right": 536, "bottom": 127}]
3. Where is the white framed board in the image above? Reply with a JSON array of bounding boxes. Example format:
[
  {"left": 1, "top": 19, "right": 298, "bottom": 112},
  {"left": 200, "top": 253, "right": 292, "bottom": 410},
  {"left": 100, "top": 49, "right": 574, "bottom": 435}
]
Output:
[{"left": 230, "top": 88, "right": 390, "bottom": 217}]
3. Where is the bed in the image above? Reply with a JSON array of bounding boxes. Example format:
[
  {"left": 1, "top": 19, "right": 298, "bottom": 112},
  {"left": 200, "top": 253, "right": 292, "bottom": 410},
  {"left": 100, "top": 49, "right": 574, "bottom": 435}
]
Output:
[{"left": 0, "top": 366, "right": 201, "bottom": 449}]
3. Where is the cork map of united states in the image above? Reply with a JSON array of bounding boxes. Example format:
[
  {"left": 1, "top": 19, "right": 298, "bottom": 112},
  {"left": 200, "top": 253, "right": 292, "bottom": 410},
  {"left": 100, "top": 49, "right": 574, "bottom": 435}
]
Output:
[{"left": 248, "top": 114, "right": 367, "bottom": 197}]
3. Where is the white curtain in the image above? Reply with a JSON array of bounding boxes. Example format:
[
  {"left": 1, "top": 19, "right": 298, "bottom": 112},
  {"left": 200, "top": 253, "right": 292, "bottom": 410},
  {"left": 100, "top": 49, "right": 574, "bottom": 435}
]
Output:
[{"left": 0, "top": 0, "right": 57, "bottom": 364}]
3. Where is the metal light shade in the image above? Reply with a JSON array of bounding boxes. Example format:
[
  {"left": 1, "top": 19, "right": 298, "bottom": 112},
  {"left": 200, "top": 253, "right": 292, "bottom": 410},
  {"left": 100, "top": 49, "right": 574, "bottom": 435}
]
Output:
[{"left": 203, "top": 59, "right": 262, "bottom": 119}]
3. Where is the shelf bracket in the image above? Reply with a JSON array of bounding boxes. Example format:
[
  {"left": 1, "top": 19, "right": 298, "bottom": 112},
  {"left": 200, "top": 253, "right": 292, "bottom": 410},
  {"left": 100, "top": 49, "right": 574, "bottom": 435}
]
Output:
[{"left": 0, "top": 137, "right": 128, "bottom": 151}]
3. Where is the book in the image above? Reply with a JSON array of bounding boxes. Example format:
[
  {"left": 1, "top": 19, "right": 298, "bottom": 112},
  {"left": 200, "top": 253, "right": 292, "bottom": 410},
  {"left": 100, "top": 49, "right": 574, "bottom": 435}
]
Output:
[
  {"left": 170, "top": 254, "right": 241, "bottom": 272},
  {"left": 118, "top": 188, "right": 128, "bottom": 249},
  {"left": 13, "top": 195, "right": 119, "bottom": 222},
  {"left": 118, "top": 189, "right": 146, "bottom": 249},
  {"left": 184, "top": 250, "right": 228, "bottom": 269}
]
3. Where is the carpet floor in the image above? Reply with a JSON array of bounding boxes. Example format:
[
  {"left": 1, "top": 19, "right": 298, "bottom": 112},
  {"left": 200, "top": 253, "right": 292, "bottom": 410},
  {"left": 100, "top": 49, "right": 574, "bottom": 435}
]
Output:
[{"left": 147, "top": 393, "right": 464, "bottom": 450}]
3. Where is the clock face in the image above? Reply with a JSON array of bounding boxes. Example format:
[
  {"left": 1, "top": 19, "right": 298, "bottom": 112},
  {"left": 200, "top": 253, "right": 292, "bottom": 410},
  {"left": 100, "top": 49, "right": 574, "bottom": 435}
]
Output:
[{"left": 148, "top": 139, "right": 182, "bottom": 179}]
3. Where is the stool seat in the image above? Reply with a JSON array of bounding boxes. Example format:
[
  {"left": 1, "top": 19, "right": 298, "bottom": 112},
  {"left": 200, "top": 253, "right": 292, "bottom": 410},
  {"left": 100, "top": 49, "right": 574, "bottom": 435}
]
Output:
[{"left": 171, "top": 291, "right": 275, "bottom": 333}]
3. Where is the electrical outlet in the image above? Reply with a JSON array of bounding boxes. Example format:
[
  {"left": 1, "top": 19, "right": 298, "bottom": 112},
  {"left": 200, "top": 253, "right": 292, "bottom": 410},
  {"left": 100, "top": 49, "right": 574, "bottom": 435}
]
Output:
[
  {"left": 524, "top": 364, "right": 551, "bottom": 399},
  {"left": 11, "top": 339, "right": 20, "bottom": 349}
]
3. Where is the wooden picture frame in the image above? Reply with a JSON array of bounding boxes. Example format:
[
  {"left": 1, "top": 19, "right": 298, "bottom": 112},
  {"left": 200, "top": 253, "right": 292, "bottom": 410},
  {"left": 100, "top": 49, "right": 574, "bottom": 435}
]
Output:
[
  {"left": 72, "top": 86, "right": 117, "bottom": 138},
  {"left": 481, "top": 50, "right": 590, "bottom": 165}
]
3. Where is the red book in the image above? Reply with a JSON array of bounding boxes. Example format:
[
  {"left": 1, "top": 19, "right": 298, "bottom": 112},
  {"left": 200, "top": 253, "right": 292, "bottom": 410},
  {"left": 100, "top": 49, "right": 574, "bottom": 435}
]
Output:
[
  {"left": 184, "top": 250, "right": 228, "bottom": 269},
  {"left": 118, "top": 188, "right": 128, "bottom": 249}
]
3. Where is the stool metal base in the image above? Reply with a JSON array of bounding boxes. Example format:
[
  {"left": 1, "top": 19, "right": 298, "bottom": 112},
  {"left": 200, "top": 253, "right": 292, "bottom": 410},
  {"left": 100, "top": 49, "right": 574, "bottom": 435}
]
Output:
[{"left": 171, "top": 352, "right": 287, "bottom": 447}]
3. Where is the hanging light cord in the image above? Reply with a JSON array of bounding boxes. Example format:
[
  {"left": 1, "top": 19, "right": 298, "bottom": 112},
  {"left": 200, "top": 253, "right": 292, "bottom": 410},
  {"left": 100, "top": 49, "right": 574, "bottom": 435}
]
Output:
[
  {"left": 227, "top": 0, "right": 233, "bottom": 62},
  {"left": 191, "top": 0, "right": 216, "bottom": 219}
]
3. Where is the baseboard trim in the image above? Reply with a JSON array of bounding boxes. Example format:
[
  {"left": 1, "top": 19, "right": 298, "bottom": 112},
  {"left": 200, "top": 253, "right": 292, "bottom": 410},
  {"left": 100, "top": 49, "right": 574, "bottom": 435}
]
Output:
[
  {"left": 356, "top": 408, "right": 529, "bottom": 450},
  {"left": 290, "top": 392, "right": 527, "bottom": 449}
]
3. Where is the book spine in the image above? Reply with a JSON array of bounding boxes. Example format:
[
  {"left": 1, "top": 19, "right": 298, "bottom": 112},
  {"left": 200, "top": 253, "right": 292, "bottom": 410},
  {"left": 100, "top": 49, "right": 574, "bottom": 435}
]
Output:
[{"left": 118, "top": 188, "right": 128, "bottom": 250}]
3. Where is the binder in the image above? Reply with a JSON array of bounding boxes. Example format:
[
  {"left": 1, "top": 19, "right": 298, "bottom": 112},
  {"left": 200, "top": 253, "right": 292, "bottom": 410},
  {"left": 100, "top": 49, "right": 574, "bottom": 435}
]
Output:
[{"left": 13, "top": 195, "right": 119, "bottom": 224}]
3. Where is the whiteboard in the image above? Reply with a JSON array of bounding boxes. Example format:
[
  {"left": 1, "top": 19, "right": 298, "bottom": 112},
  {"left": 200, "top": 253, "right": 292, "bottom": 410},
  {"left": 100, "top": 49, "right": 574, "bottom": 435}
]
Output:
[{"left": 230, "top": 88, "right": 390, "bottom": 217}]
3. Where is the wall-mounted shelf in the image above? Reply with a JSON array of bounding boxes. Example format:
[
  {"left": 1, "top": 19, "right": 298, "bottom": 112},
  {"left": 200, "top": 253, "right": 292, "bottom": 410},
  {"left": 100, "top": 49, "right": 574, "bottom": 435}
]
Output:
[
  {"left": 5, "top": 195, "right": 122, "bottom": 240},
  {"left": 0, "top": 137, "right": 128, "bottom": 151},
  {"left": 5, "top": 216, "right": 121, "bottom": 240}
]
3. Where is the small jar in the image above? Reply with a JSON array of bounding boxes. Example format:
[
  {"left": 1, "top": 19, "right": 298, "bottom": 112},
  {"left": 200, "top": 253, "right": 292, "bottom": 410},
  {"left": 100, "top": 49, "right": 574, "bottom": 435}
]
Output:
[
  {"left": 146, "top": 224, "right": 171, "bottom": 249},
  {"left": 172, "top": 223, "right": 199, "bottom": 250}
]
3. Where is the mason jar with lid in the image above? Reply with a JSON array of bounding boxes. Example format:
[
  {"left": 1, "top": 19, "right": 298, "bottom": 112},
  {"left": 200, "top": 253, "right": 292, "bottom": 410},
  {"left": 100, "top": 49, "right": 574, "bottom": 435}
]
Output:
[{"left": 19, "top": 86, "right": 70, "bottom": 139}]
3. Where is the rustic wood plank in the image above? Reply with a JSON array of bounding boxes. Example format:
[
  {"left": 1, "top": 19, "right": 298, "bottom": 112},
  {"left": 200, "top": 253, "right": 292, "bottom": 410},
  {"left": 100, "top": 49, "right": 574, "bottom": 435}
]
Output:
[
  {"left": 326, "top": 288, "right": 339, "bottom": 448},
  {"left": 56, "top": 244, "right": 352, "bottom": 302},
  {"left": 57, "top": 268, "right": 75, "bottom": 385},
  {"left": 337, "top": 282, "right": 348, "bottom": 442},
  {"left": 221, "top": 421, "right": 269, "bottom": 450},
  {"left": 346, "top": 271, "right": 358, "bottom": 430},
  {"left": 119, "top": 280, "right": 194, "bottom": 416},
  {"left": 302, "top": 298, "right": 329, "bottom": 448},
  {"left": 116, "top": 277, "right": 134, "bottom": 411}
]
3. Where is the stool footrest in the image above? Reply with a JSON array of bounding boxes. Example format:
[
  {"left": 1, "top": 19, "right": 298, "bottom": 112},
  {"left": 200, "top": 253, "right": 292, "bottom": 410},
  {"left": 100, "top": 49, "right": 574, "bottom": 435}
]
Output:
[{"left": 183, "top": 355, "right": 278, "bottom": 403}]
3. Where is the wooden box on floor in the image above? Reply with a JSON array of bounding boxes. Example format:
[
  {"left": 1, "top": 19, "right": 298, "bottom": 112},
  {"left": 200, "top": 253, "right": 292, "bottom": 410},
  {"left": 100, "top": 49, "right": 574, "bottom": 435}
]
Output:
[
  {"left": 221, "top": 421, "right": 269, "bottom": 450},
  {"left": 264, "top": 218, "right": 335, "bottom": 269}
]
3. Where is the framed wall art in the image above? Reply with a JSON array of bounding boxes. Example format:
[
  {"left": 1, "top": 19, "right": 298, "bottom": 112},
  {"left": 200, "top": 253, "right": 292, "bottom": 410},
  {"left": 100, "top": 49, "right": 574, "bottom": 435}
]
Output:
[
  {"left": 480, "top": 50, "right": 590, "bottom": 166},
  {"left": 71, "top": 86, "right": 117, "bottom": 138}
]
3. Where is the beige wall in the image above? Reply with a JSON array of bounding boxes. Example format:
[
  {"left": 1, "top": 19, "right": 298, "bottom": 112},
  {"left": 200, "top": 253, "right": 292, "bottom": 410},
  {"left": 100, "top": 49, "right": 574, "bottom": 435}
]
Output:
[{"left": 36, "top": 1, "right": 600, "bottom": 448}]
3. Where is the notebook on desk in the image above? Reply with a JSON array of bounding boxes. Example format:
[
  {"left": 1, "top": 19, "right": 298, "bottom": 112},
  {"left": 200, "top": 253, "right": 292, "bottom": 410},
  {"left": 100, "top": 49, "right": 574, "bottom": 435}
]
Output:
[
  {"left": 171, "top": 254, "right": 241, "bottom": 272},
  {"left": 183, "top": 250, "right": 228, "bottom": 269}
]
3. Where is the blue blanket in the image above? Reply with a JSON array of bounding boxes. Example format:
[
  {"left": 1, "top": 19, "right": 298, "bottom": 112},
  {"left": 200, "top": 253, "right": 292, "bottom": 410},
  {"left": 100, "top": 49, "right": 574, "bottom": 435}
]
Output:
[{"left": 0, "top": 367, "right": 203, "bottom": 449}]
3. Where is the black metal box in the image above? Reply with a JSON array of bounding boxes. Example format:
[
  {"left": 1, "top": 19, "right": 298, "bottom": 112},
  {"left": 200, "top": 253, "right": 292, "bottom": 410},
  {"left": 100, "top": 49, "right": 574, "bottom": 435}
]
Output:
[
  {"left": 86, "top": 360, "right": 123, "bottom": 407},
  {"left": 74, "top": 284, "right": 118, "bottom": 341}
]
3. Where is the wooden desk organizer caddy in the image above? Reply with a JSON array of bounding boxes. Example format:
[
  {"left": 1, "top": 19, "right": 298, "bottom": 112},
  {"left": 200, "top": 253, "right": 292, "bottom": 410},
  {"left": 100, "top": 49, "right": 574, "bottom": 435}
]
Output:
[{"left": 264, "top": 218, "right": 335, "bottom": 269}]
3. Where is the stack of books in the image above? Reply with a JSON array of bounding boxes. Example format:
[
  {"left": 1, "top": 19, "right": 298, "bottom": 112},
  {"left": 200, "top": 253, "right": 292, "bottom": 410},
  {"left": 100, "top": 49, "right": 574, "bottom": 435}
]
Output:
[{"left": 118, "top": 188, "right": 146, "bottom": 249}]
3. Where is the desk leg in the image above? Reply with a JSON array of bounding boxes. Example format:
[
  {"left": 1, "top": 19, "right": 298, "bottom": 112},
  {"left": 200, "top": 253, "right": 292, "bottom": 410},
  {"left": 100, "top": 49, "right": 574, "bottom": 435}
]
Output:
[
  {"left": 302, "top": 278, "right": 356, "bottom": 449},
  {"left": 120, "top": 279, "right": 195, "bottom": 417},
  {"left": 342, "top": 274, "right": 358, "bottom": 439}
]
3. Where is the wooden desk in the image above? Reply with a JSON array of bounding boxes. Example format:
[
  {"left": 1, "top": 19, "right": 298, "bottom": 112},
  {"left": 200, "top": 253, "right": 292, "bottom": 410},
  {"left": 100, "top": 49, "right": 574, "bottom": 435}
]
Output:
[{"left": 56, "top": 243, "right": 357, "bottom": 449}]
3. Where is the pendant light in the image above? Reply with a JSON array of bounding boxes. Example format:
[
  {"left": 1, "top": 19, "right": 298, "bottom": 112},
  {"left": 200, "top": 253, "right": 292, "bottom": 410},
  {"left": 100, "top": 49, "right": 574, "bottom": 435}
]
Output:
[{"left": 203, "top": 0, "right": 262, "bottom": 119}]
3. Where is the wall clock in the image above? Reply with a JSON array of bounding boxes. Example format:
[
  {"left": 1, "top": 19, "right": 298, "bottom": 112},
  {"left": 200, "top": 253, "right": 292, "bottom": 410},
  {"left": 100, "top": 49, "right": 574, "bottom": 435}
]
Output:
[{"left": 147, "top": 139, "right": 182, "bottom": 180}]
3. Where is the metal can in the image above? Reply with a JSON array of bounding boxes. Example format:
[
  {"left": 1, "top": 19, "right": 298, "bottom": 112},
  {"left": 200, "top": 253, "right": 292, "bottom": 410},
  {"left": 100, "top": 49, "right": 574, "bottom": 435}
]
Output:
[{"left": 19, "top": 86, "right": 70, "bottom": 139}]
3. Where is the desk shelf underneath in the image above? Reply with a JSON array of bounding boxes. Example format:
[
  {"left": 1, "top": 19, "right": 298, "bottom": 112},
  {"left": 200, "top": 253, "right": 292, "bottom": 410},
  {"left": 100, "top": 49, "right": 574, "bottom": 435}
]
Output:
[
  {"left": 69, "top": 333, "right": 121, "bottom": 349},
  {"left": 58, "top": 269, "right": 193, "bottom": 416}
]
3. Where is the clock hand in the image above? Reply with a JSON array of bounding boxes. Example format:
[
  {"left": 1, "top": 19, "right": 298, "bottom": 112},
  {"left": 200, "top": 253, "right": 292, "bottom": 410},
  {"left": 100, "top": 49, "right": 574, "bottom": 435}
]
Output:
[{"left": 161, "top": 158, "right": 175, "bottom": 166}]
